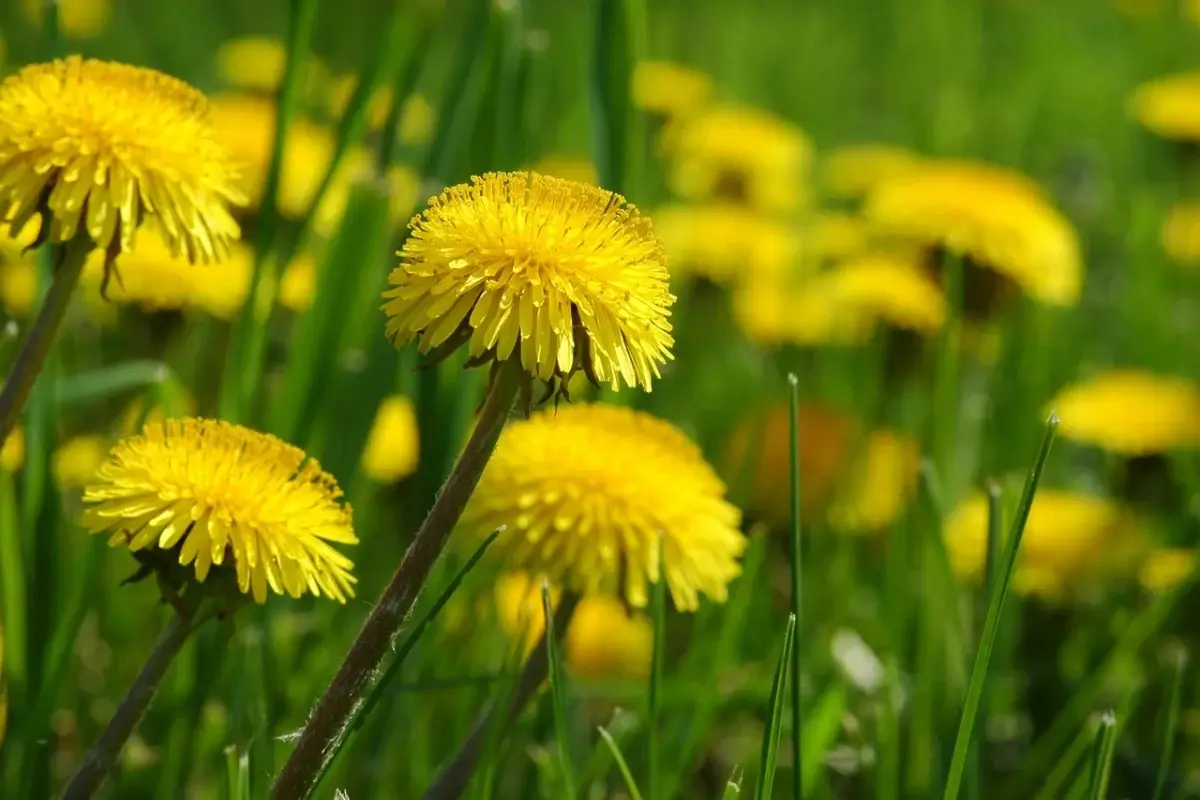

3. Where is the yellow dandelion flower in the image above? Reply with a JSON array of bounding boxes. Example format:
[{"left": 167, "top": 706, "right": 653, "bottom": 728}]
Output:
[
  {"left": 816, "top": 252, "right": 947, "bottom": 335},
  {"left": 631, "top": 60, "right": 712, "bottom": 119},
  {"left": 53, "top": 435, "right": 107, "bottom": 488},
  {"left": 80, "top": 235, "right": 252, "bottom": 319},
  {"left": 279, "top": 253, "right": 317, "bottom": 313},
  {"left": 864, "top": 160, "right": 1081, "bottom": 306},
  {"left": 312, "top": 157, "right": 418, "bottom": 239},
  {"left": 0, "top": 219, "right": 39, "bottom": 317},
  {"left": 1049, "top": 370, "right": 1200, "bottom": 455},
  {"left": 0, "top": 57, "right": 243, "bottom": 263},
  {"left": 805, "top": 212, "right": 874, "bottom": 265},
  {"left": 1162, "top": 202, "right": 1200, "bottom": 264},
  {"left": 656, "top": 203, "right": 800, "bottom": 284},
  {"left": 1, "top": 427, "right": 23, "bottom": 472},
  {"left": 1138, "top": 548, "right": 1196, "bottom": 593},
  {"left": 828, "top": 430, "right": 921, "bottom": 533},
  {"left": 361, "top": 395, "right": 420, "bottom": 483},
  {"left": 1114, "top": 0, "right": 1165, "bottom": 18},
  {"left": 822, "top": 144, "right": 923, "bottom": 200},
  {"left": 531, "top": 155, "right": 599, "bottom": 186},
  {"left": 82, "top": 418, "right": 357, "bottom": 603},
  {"left": 215, "top": 36, "right": 329, "bottom": 98},
  {"left": 399, "top": 95, "right": 436, "bottom": 146},
  {"left": 462, "top": 404, "right": 745, "bottom": 611},
  {"left": 945, "top": 490, "right": 1141, "bottom": 599},
  {"left": 329, "top": 75, "right": 394, "bottom": 131},
  {"left": 20, "top": 0, "right": 111, "bottom": 39},
  {"left": 383, "top": 172, "right": 674, "bottom": 391},
  {"left": 732, "top": 277, "right": 872, "bottom": 347},
  {"left": 666, "top": 107, "right": 813, "bottom": 215},
  {"left": 1187, "top": 0, "right": 1200, "bottom": 24},
  {"left": 1131, "top": 72, "right": 1200, "bottom": 142}
]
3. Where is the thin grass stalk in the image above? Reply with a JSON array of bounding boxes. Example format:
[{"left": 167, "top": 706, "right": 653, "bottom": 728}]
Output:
[
  {"left": 1086, "top": 711, "right": 1118, "bottom": 800},
  {"left": 787, "top": 373, "right": 803, "bottom": 800},
  {"left": 1152, "top": 649, "right": 1186, "bottom": 800},
  {"left": 599, "top": 727, "right": 644, "bottom": 800},
  {"left": 756, "top": 613, "right": 797, "bottom": 800},
  {"left": 943, "top": 415, "right": 1058, "bottom": 800},
  {"left": 271, "top": 363, "right": 521, "bottom": 799},
  {"left": 648, "top": 532, "right": 667, "bottom": 798},
  {"left": 543, "top": 582, "right": 576, "bottom": 798}
]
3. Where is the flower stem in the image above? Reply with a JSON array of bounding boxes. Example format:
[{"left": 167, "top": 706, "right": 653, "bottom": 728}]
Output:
[
  {"left": 421, "top": 594, "right": 580, "bottom": 800},
  {"left": 271, "top": 362, "right": 523, "bottom": 799},
  {"left": 61, "top": 607, "right": 203, "bottom": 799},
  {"left": 0, "top": 235, "right": 89, "bottom": 449}
]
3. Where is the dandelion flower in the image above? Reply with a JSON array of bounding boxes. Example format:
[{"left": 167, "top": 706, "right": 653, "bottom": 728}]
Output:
[
  {"left": 384, "top": 172, "right": 674, "bottom": 392},
  {"left": 1162, "top": 202, "right": 1200, "bottom": 263},
  {"left": 945, "top": 490, "right": 1142, "bottom": 599},
  {"left": 0, "top": 427, "right": 23, "bottom": 473},
  {"left": 816, "top": 252, "right": 947, "bottom": 335},
  {"left": 632, "top": 60, "right": 712, "bottom": 119},
  {"left": 53, "top": 435, "right": 107, "bottom": 488},
  {"left": 828, "top": 430, "right": 921, "bottom": 533},
  {"left": 1131, "top": 72, "right": 1200, "bottom": 142},
  {"left": 665, "top": 107, "right": 813, "bottom": 215},
  {"left": 279, "top": 253, "right": 317, "bottom": 313},
  {"left": 864, "top": 160, "right": 1082, "bottom": 306},
  {"left": 1049, "top": 370, "right": 1200, "bottom": 455},
  {"left": 805, "top": 212, "right": 874, "bottom": 265},
  {"left": 0, "top": 57, "right": 244, "bottom": 263},
  {"left": 0, "top": 220, "right": 39, "bottom": 316},
  {"left": 1138, "top": 548, "right": 1196, "bottom": 593},
  {"left": 216, "top": 36, "right": 328, "bottom": 97},
  {"left": 20, "top": 0, "right": 111, "bottom": 39},
  {"left": 361, "top": 395, "right": 420, "bottom": 483},
  {"left": 461, "top": 404, "right": 745, "bottom": 611},
  {"left": 83, "top": 418, "right": 357, "bottom": 603},
  {"left": 822, "top": 144, "right": 922, "bottom": 200},
  {"left": 655, "top": 203, "right": 799, "bottom": 284},
  {"left": 732, "top": 277, "right": 871, "bottom": 347}
]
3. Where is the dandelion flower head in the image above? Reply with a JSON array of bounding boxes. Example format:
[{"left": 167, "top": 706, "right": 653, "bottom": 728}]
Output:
[
  {"left": 384, "top": 172, "right": 674, "bottom": 392},
  {"left": 461, "top": 404, "right": 745, "bottom": 611},
  {"left": 1162, "top": 202, "right": 1200, "bottom": 264},
  {"left": 279, "top": 253, "right": 317, "bottom": 313},
  {"left": 216, "top": 36, "right": 329, "bottom": 98},
  {"left": 82, "top": 418, "right": 357, "bottom": 603},
  {"left": 1131, "top": 72, "right": 1200, "bottom": 142},
  {"left": 864, "top": 160, "right": 1081, "bottom": 305},
  {"left": 655, "top": 203, "right": 799, "bottom": 284},
  {"left": 631, "top": 60, "right": 712, "bottom": 119},
  {"left": 1, "top": 428, "right": 23, "bottom": 473},
  {"left": 0, "top": 219, "right": 38, "bottom": 317},
  {"left": 53, "top": 435, "right": 107, "bottom": 489},
  {"left": 20, "top": 0, "right": 111, "bottom": 39},
  {"left": 732, "top": 277, "right": 872, "bottom": 347},
  {"left": 828, "top": 430, "right": 922, "bottom": 533},
  {"left": 1049, "top": 370, "right": 1200, "bottom": 455},
  {"left": 815, "top": 252, "right": 948, "bottom": 335},
  {"left": 0, "top": 57, "right": 244, "bottom": 263},
  {"left": 822, "top": 143, "right": 923, "bottom": 200},
  {"left": 1138, "top": 548, "right": 1196, "bottom": 593},
  {"left": 361, "top": 395, "right": 420, "bottom": 484}
]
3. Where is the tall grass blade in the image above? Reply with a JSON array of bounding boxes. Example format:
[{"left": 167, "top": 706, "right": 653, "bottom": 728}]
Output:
[
  {"left": 598, "top": 726, "right": 644, "bottom": 800},
  {"left": 757, "top": 613, "right": 797, "bottom": 800},
  {"left": 1151, "top": 649, "right": 1186, "bottom": 800},
  {"left": 1086, "top": 711, "right": 1118, "bottom": 800},
  {"left": 943, "top": 414, "right": 1059, "bottom": 800},
  {"left": 649, "top": 531, "right": 667, "bottom": 799},
  {"left": 787, "top": 373, "right": 803, "bottom": 800},
  {"left": 723, "top": 766, "right": 745, "bottom": 799},
  {"left": 56, "top": 361, "right": 171, "bottom": 408},
  {"left": 590, "top": 0, "right": 647, "bottom": 193},
  {"left": 543, "top": 581, "right": 575, "bottom": 799}
]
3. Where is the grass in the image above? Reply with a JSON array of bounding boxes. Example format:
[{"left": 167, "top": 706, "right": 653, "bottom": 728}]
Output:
[{"left": 1, "top": 0, "right": 1200, "bottom": 797}]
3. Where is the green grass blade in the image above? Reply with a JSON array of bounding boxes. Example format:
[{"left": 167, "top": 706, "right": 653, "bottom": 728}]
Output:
[
  {"left": 801, "top": 683, "right": 846, "bottom": 798},
  {"left": 787, "top": 373, "right": 803, "bottom": 800},
  {"left": 723, "top": 766, "right": 745, "bottom": 799},
  {"left": 943, "top": 414, "right": 1059, "bottom": 800},
  {"left": 543, "top": 582, "right": 575, "bottom": 799},
  {"left": 590, "top": 0, "right": 647, "bottom": 193},
  {"left": 648, "top": 532, "right": 667, "bottom": 799},
  {"left": 757, "top": 613, "right": 797, "bottom": 800},
  {"left": 598, "top": 726, "right": 644, "bottom": 800},
  {"left": 55, "top": 361, "right": 170, "bottom": 409},
  {"left": 0, "top": 473, "right": 24, "bottom": 703},
  {"left": 983, "top": 480, "right": 1004, "bottom": 605},
  {"left": 1032, "top": 725, "right": 1091, "bottom": 800},
  {"left": 1151, "top": 650, "right": 1185, "bottom": 800},
  {"left": 1086, "top": 711, "right": 1118, "bottom": 800}
]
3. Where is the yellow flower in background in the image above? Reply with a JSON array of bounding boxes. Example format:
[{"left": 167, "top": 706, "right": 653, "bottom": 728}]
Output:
[
  {"left": 816, "top": 252, "right": 947, "bottom": 335},
  {"left": 462, "top": 404, "right": 745, "bottom": 611},
  {"left": 495, "top": 573, "right": 653, "bottom": 679},
  {"left": 1131, "top": 72, "right": 1200, "bottom": 142},
  {"left": 1138, "top": 548, "right": 1196, "bottom": 592},
  {"left": 864, "top": 160, "right": 1081, "bottom": 306},
  {"left": 1049, "top": 370, "right": 1200, "bottom": 455},
  {"left": 361, "top": 395, "right": 420, "bottom": 483},
  {"left": 384, "top": 172, "right": 674, "bottom": 391},
  {"left": 945, "top": 490, "right": 1142, "bottom": 599},
  {"left": 20, "top": 0, "right": 111, "bottom": 38},
  {"left": 1113, "top": 0, "right": 1165, "bottom": 20},
  {"left": 0, "top": 58, "right": 244, "bottom": 263},
  {"left": 665, "top": 106, "right": 813, "bottom": 215},
  {"left": 531, "top": 155, "right": 600, "bottom": 186},
  {"left": 656, "top": 204, "right": 800, "bottom": 284},
  {"left": 1187, "top": 0, "right": 1200, "bottom": 24},
  {"left": 1162, "top": 202, "right": 1200, "bottom": 263},
  {"left": 215, "top": 36, "right": 329, "bottom": 97},
  {"left": 53, "top": 436, "right": 107, "bottom": 488},
  {"left": 805, "top": 212, "right": 874, "bottom": 264},
  {"left": 631, "top": 60, "right": 712, "bottom": 119},
  {"left": 732, "top": 277, "right": 872, "bottom": 347},
  {"left": 399, "top": 95, "right": 436, "bottom": 145},
  {"left": 80, "top": 236, "right": 252, "bottom": 319},
  {"left": 822, "top": 144, "right": 923, "bottom": 200},
  {"left": 329, "top": 75, "right": 394, "bottom": 131},
  {"left": 0, "top": 219, "right": 39, "bottom": 317},
  {"left": 828, "top": 430, "right": 922, "bottom": 533},
  {"left": 1, "top": 427, "right": 23, "bottom": 472},
  {"left": 312, "top": 159, "right": 419, "bottom": 239},
  {"left": 279, "top": 253, "right": 317, "bottom": 313},
  {"left": 83, "top": 419, "right": 357, "bottom": 603}
]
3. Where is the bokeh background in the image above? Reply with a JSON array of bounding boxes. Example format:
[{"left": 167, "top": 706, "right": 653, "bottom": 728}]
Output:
[{"left": 4, "top": 0, "right": 1200, "bottom": 797}]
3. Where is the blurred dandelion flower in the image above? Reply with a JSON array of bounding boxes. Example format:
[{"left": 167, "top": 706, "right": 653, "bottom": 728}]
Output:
[
  {"left": 384, "top": 172, "right": 674, "bottom": 392},
  {"left": 216, "top": 36, "right": 328, "bottom": 97},
  {"left": 0, "top": 219, "right": 38, "bottom": 316},
  {"left": 1131, "top": 72, "right": 1200, "bottom": 142},
  {"left": 329, "top": 75, "right": 394, "bottom": 131},
  {"left": 0, "top": 426, "right": 23, "bottom": 472},
  {"left": 82, "top": 418, "right": 357, "bottom": 603},
  {"left": 1049, "top": 370, "right": 1200, "bottom": 455},
  {"left": 531, "top": 155, "right": 599, "bottom": 186},
  {"left": 732, "top": 277, "right": 872, "bottom": 347},
  {"left": 398, "top": 95, "right": 436, "bottom": 145},
  {"left": 279, "top": 253, "right": 317, "bottom": 313},
  {"left": 1138, "top": 548, "right": 1196, "bottom": 593},
  {"left": 496, "top": 573, "right": 653, "bottom": 679},
  {"left": 20, "top": 0, "right": 111, "bottom": 39},
  {"left": 828, "top": 430, "right": 922, "bottom": 533},
  {"left": 1162, "top": 202, "right": 1200, "bottom": 263},
  {"left": 665, "top": 106, "right": 813, "bottom": 214},
  {"left": 864, "top": 160, "right": 1082, "bottom": 306},
  {"left": 822, "top": 144, "right": 922, "bottom": 200},
  {"left": 631, "top": 60, "right": 712, "bottom": 119},
  {"left": 80, "top": 235, "right": 252, "bottom": 319},
  {"left": 53, "top": 435, "right": 107, "bottom": 489},
  {"left": 656, "top": 203, "right": 800, "bottom": 284},
  {"left": 0, "top": 57, "right": 244, "bottom": 263},
  {"left": 805, "top": 212, "right": 875, "bottom": 265},
  {"left": 361, "top": 395, "right": 420, "bottom": 484},
  {"left": 462, "top": 404, "right": 745, "bottom": 611},
  {"left": 816, "top": 252, "right": 948, "bottom": 335},
  {"left": 945, "top": 490, "right": 1143, "bottom": 599}
]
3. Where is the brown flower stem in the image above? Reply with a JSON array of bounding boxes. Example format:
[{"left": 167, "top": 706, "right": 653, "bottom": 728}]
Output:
[
  {"left": 271, "top": 362, "right": 523, "bottom": 799},
  {"left": 422, "top": 594, "right": 580, "bottom": 800},
  {"left": 61, "top": 604, "right": 210, "bottom": 799},
  {"left": 0, "top": 235, "right": 90, "bottom": 448}
]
